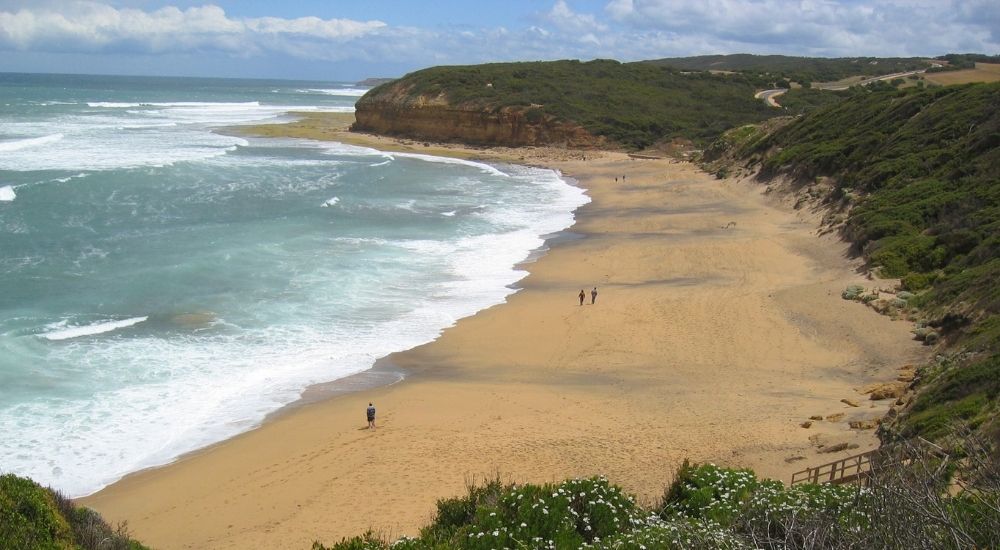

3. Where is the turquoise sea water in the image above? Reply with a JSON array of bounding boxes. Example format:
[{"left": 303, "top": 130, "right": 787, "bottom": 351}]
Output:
[{"left": 0, "top": 73, "right": 588, "bottom": 496}]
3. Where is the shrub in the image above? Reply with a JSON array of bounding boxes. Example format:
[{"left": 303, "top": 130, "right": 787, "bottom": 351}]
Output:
[
  {"left": 660, "top": 463, "right": 869, "bottom": 544},
  {"left": 0, "top": 474, "right": 72, "bottom": 550},
  {"left": 594, "top": 517, "right": 747, "bottom": 549},
  {"left": 0, "top": 474, "right": 148, "bottom": 550},
  {"left": 902, "top": 271, "right": 935, "bottom": 290},
  {"left": 842, "top": 284, "right": 865, "bottom": 300},
  {"left": 317, "top": 434, "right": 1000, "bottom": 550}
]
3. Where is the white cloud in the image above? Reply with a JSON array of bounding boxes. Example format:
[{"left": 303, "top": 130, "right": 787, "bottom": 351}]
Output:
[
  {"left": 600, "top": 0, "right": 1000, "bottom": 57},
  {"left": 605, "top": 0, "right": 635, "bottom": 19},
  {"left": 0, "top": 0, "right": 996, "bottom": 78},
  {"left": 0, "top": 1, "right": 385, "bottom": 57},
  {"left": 547, "top": 0, "right": 608, "bottom": 34}
]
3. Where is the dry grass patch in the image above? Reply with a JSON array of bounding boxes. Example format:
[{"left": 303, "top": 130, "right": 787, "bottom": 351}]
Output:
[{"left": 924, "top": 63, "right": 1000, "bottom": 85}]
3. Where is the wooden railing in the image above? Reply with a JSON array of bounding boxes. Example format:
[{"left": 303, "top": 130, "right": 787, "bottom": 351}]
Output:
[
  {"left": 790, "top": 449, "right": 878, "bottom": 486},
  {"left": 790, "top": 438, "right": 950, "bottom": 487}
]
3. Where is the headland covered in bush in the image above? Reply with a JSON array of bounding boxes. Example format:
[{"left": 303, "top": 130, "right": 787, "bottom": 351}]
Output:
[
  {"left": 642, "top": 54, "right": 934, "bottom": 88},
  {"left": 353, "top": 54, "right": 989, "bottom": 152},
  {"left": 355, "top": 59, "right": 776, "bottom": 149}
]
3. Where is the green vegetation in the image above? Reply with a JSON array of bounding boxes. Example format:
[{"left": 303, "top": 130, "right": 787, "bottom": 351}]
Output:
[
  {"left": 932, "top": 53, "right": 1000, "bottom": 72},
  {"left": 772, "top": 88, "right": 848, "bottom": 114},
  {"left": 360, "top": 59, "right": 775, "bottom": 149},
  {"left": 0, "top": 474, "right": 148, "bottom": 550},
  {"left": 315, "top": 453, "right": 1000, "bottom": 549},
  {"left": 715, "top": 81, "right": 1000, "bottom": 442},
  {"left": 643, "top": 54, "right": 932, "bottom": 86},
  {"left": 902, "top": 354, "right": 1000, "bottom": 439}
]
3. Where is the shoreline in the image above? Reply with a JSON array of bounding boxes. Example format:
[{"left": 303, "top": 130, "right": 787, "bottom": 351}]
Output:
[
  {"left": 82, "top": 113, "right": 928, "bottom": 549},
  {"left": 274, "top": 218, "right": 590, "bottom": 419},
  {"left": 61, "top": 114, "right": 589, "bottom": 500},
  {"left": 70, "top": 115, "right": 591, "bottom": 496}
]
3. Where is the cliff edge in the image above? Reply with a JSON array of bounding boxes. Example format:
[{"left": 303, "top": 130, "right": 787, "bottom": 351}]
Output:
[{"left": 352, "top": 80, "right": 607, "bottom": 148}]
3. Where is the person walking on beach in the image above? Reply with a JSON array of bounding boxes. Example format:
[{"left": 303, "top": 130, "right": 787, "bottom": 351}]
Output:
[
  {"left": 591, "top": 287, "right": 598, "bottom": 304},
  {"left": 579, "top": 289, "right": 585, "bottom": 306},
  {"left": 366, "top": 402, "right": 376, "bottom": 430}
]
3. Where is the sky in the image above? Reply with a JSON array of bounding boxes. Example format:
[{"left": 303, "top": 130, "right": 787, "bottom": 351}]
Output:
[{"left": 0, "top": 0, "right": 997, "bottom": 82}]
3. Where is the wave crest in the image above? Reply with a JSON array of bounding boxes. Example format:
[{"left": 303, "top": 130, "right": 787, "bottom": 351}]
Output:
[
  {"left": 41, "top": 317, "right": 148, "bottom": 341},
  {"left": 0, "top": 134, "right": 64, "bottom": 152}
]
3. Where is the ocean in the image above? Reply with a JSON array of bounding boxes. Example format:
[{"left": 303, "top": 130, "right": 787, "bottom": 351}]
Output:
[{"left": 0, "top": 73, "right": 589, "bottom": 496}]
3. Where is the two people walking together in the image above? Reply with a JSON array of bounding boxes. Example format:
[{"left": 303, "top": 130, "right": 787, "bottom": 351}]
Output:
[{"left": 578, "top": 287, "right": 597, "bottom": 306}]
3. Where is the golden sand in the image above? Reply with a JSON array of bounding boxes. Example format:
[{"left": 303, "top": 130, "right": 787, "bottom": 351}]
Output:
[{"left": 81, "top": 113, "right": 926, "bottom": 549}]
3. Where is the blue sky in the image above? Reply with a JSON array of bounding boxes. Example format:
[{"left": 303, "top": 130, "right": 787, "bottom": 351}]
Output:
[{"left": 0, "top": 1, "right": 997, "bottom": 81}]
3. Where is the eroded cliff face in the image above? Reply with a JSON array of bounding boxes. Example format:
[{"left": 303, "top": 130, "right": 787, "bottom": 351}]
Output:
[{"left": 352, "top": 86, "right": 606, "bottom": 148}]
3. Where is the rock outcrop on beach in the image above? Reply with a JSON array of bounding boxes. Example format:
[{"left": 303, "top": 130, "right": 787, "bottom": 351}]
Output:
[{"left": 352, "top": 82, "right": 607, "bottom": 148}]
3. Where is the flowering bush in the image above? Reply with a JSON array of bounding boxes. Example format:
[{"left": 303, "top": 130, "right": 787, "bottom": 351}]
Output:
[
  {"left": 442, "top": 476, "right": 643, "bottom": 549},
  {"left": 659, "top": 461, "right": 870, "bottom": 545},
  {"left": 314, "top": 450, "right": 998, "bottom": 549}
]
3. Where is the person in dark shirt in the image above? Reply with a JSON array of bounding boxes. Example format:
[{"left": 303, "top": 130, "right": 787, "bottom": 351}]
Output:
[
  {"left": 578, "top": 289, "right": 585, "bottom": 306},
  {"left": 591, "top": 287, "right": 598, "bottom": 304},
  {"left": 367, "top": 402, "right": 376, "bottom": 430}
]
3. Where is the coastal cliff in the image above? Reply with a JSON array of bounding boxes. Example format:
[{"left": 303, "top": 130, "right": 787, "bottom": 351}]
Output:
[
  {"left": 352, "top": 84, "right": 607, "bottom": 148},
  {"left": 349, "top": 59, "right": 775, "bottom": 149}
]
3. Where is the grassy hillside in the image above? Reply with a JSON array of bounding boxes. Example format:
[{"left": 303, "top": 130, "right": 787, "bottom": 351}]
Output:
[
  {"left": 643, "top": 54, "right": 931, "bottom": 86},
  {"left": 715, "top": 82, "right": 1000, "bottom": 441},
  {"left": 361, "top": 59, "right": 776, "bottom": 149},
  {"left": 0, "top": 474, "right": 148, "bottom": 550},
  {"left": 772, "top": 87, "right": 850, "bottom": 114}
]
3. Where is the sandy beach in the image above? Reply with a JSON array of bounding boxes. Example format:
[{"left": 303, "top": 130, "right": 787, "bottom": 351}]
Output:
[{"left": 81, "top": 113, "right": 927, "bottom": 549}]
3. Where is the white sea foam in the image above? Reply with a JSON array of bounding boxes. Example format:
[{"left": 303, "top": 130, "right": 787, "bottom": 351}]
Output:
[
  {"left": 0, "top": 185, "right": 16, "bottom": 202},
  {"left": 391, "top": 151, "right": 509, "bottom": 177},
  {"left": 0, "top": 132, "right": 589, "bottom": 498},
  {"left": 318, "top": 141, "right": 393, "bottom": 159},
  {"left": 369, "top": 160, "right": 392, "bottom": 167},
  {"left": 314, "top": 106, "right": 357, "bottom": 113},
  {"left": 41, "top": 317, "right": 148, "bottom": 341},
  {"left": 317, "top": 143, "right": 506, "bottom": 177},
  {"left": 0, "top": 133, "right": 64, "bottom": 152},
  {"left": 119, "top": 122, "right": 178, "bottom": 129},
  {"left": 88, "top": 101, "right": 261, "bottom": 108},
  {"left": 296, "top": 88, "right": 368, "bottom": 97},
  {"left": 0, "top": 104, "right": 263, "bottom": 171},
  {"left": 52, "top": 173, "right": 90, "bottom": 183},
  {"left": 87, "top": 101, "right": 331, "bottom": 127},
  {"left": 322, "top": 196, "right": 340, "bottom": 207}
]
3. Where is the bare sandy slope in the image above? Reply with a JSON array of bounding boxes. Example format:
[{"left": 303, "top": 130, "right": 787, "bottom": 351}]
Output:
[{"left": 82, "top": 118, "right": 926, "bottom": 549}]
